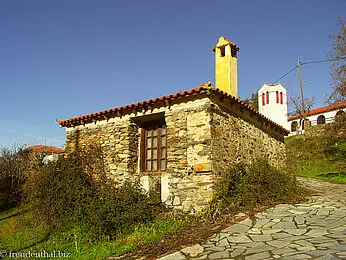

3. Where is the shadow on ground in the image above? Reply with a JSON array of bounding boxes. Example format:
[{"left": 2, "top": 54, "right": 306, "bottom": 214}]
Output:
[{"left": 317, "top": 171, "right": 346, "bottom": 178}]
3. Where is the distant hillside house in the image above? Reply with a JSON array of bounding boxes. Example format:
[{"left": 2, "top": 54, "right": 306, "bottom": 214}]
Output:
[
  {"left": 21, "top": 145, "right": 65, "bottom": 164},
  {"left": 23, "top": 145, "right": 65, "bottom": 156},
  {"left": 288, "top": 101, "right": 346, "bottom": 136},
  {"left": 57, "top": 37, "right": 289, "bottom": 212}
]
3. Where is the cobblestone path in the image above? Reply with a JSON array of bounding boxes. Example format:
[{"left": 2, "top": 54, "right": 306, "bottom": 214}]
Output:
[{"left": 158, "top": 178, "right": 346, "bottom": 259}]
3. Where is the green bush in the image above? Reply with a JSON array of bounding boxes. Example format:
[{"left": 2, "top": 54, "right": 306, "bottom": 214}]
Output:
[
  {"left": 25, "top": 154, "right": 165, "bottom": 240},
  {"left": 209, "top": 158, "right": 304, "bottom": 215}
]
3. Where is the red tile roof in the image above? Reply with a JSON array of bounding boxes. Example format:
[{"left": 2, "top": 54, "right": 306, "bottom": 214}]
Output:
[
  {"left": 288, "top": 101, "right": 346, "bottom": 121},
  {"left": 57, "top": 84, "right": 289, "bottom": 134},
  {"left": 26, "top": 145, "right": 65, "bottom": 154}
]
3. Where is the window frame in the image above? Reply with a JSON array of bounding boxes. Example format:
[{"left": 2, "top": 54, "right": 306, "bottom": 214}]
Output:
[{"left": 140, "top": 122, "right": 167, "bottom": 173}]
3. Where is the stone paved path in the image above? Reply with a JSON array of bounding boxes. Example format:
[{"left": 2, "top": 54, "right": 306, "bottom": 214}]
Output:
[{"left": 157, "top": 178, "right": 346, "bottom": 259}]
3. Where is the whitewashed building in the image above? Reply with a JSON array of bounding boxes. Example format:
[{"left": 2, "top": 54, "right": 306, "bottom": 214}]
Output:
[
  {"left": 258, "top": 83, "right": 288, "bottom": 130},
  {"left": 288, "top": 101, "right": 346, "bottom": 135}
]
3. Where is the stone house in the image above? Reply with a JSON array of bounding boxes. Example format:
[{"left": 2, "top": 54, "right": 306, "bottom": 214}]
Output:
[{"left": 57, "top": 37, "right": 289, "bottom": 212}]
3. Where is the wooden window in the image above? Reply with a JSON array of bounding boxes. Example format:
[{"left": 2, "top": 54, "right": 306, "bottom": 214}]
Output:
[
  {"left": 280, "top": 92, "right": 283, "bottom": 104},
  {"left": 291, "top": 121, "right": 298, "bottom": 132},
  {"left": 276, "top": 91, "right": 279, "bottom": 103},
  {"left": 266, "top": 91, "right": 269, "bottom": 104},
  {"left": 262, "top": 93, "right": 265, "bottom": 106},
  {"left": 141, "top": 123, "right": 167, "bottom": 172},
  {"left": 317, "top": 115, "right": 325, "bottom": 125}
]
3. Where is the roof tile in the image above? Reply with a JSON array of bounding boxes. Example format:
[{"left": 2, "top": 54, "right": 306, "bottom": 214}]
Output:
[
  {"left": 57, "top": 84, "right": 289, "bottom": 133},
  {"left": 288, "top": 101, "right": 346, "bottom": 121},
  {"left": 26, "top": 145, "right": 64, "bottom": 154}
]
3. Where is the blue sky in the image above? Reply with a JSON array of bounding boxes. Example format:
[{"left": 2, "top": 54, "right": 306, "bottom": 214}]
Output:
[{"left": 0, "top": 0, "right": 345, "bottom": 148}]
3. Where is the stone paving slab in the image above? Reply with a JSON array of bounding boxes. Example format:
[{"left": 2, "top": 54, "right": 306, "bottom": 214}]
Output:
[{"left": 157, "top": 178, "right": 346, "bottom": 259}]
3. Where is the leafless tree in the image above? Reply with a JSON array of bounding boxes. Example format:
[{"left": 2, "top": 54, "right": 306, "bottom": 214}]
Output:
[
  {"left": 328, "top": 18, "right": 346, "bottom": 103},
  {"left": 288, "top": 96, "right": 316, "bottom": 118},
  {"left": 0, "top": 145, "right": 28, "bottom": 199}
]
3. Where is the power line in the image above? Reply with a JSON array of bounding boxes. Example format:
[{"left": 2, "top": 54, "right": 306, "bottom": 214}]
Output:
[
  {"left": 302, "top": 56, "right": 346, "bottom": 65},
  {"left": 274, "top": 56, "right": 346, "bottom": 83},
  {"left": 274, "top": 65, "right": 297, "bottom": 83}
]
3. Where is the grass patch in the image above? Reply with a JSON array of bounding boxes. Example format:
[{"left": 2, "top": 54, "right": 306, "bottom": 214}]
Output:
[
  {"left": 295, "top": 162, "right": 346, "bottom": 183},
  {"left": 286, "top": 135, "right": 346, "bottom": 183},
  {"left": 0, "top": 201, "right": 183, "bottom": 259}
]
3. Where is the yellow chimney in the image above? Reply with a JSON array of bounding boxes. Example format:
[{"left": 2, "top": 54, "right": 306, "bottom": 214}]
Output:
[{"left": 212, "top": 36, "right": 240, "bottom": 97}]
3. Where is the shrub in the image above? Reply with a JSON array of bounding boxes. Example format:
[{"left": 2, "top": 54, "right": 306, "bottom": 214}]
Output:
[
  {"left": 86, "top": 180, "right": 165, "bottom": 239},
  {"left": 209, "top": 158, "right": 304, "bottom": 215},
  {"left": 0, "top": 146, "right": 28, "bottom": 201},
  {"left": 328, "top": 112, "right": 346, "bottom": 142},
  {"left": 329, "top": 141, "right": 346, "bottom": 159},
  {"left": 25, "top": 150, "right": 165, "bottom": 240}
]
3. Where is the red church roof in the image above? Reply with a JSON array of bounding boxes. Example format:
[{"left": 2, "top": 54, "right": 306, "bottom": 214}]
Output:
[{"left": 288, "top": 101, "right": 346, "bottom": 121}]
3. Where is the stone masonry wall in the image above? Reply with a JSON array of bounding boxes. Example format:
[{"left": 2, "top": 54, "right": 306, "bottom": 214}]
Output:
[
  {"left": 162, "top": 102, "right": 214, "bottom": 212},
  {"left": 210, "top": 103, "right": 286, "bottom": 175},
  {"left": 65, "top": 118, "right": 140, "bottom": 184},
  {"left": 100, "top": 120, "right": 139, "bottom": 184}
]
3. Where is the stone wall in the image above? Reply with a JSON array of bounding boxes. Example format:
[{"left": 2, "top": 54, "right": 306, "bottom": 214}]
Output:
[
  {"left": 161, "top": 103, "right": 214, "bottom": 212},
  {"left": 210, "top": 100, "right": 286, "bottom": 175},
  {"left": 100, "top": 120, "right": 139, "bottom": 183},
  {"left": 65, "top": 118, "right": 140, "bottom": 184}
]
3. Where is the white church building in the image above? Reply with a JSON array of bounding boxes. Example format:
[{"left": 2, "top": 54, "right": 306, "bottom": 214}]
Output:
[
  {"left": 287, "top": 101, "right": 346, "bottom": 135},
  {"left": 257, "top": 83, "right": 346, "bottom": 136},
  {"left": 258, "top": 83, "right": 288, "bottom": 130}
]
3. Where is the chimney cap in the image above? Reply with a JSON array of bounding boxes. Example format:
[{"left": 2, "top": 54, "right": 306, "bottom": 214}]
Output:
[{"left": 212, "top": 36, "right": 240, "bottom": 52}]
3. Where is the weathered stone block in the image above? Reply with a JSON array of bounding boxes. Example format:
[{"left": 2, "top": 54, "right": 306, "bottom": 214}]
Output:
[{"left": 194, "top": 163, "right": 212, "bottom": 172}]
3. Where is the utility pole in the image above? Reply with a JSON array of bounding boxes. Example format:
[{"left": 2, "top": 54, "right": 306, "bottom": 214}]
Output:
[{"left": 297, "top": 60, "right": 305, "bottom": 116}]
